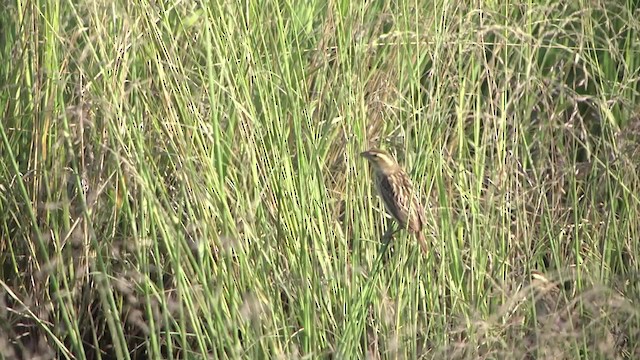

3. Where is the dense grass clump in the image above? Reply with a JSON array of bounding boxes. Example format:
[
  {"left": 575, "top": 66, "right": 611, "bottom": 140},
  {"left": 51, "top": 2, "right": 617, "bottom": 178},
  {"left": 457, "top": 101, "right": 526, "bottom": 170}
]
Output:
[{"left": 1, "top": 0, "right": 640, "bottom": 358}]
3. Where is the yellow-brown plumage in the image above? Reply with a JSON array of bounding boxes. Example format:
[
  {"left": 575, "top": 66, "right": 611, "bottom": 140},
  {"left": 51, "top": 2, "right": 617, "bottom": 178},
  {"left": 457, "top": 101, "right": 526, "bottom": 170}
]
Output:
[{"left": 361, "top": 149, "right": 428, "bottom": 253}]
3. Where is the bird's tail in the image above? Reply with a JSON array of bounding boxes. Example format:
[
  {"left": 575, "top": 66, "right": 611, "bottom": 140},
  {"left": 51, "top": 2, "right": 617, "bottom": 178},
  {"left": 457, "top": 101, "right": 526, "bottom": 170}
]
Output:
[{"left": 416, "top": 231, "right": 428, "bottom": 254}]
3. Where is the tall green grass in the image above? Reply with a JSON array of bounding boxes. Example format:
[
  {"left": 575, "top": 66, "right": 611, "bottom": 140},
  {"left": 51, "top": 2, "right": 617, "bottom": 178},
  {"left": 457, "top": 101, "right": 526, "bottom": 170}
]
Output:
[{"left": 1, "top": 0, "right": 640, "bottom": 358}]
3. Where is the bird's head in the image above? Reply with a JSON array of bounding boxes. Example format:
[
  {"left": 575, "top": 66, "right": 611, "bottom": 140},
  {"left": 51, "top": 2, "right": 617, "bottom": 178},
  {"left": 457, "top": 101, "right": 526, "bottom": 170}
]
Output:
[{"left": 360, "top": 149, "right": 400, "bottom": 173}]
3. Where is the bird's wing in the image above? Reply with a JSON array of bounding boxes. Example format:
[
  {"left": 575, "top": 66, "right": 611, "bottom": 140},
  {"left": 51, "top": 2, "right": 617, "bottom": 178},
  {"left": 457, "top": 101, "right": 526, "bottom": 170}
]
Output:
[
  {"left": 401, "top": 174, "right": 426, "bottom": 233},
  {"left": 377, "top": 172, "right": 409, "bottom": 227},
  {"left": 384, "top": 171, "right": 425, "bottom": 233}
]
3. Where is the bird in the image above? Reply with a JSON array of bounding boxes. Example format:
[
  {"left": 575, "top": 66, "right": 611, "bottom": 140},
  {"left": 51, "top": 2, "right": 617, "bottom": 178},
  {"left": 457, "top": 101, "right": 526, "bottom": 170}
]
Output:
[
  {"left": 360, "top": 148, "right": 428, "bottom": 254},
  {"left": 530, "top": 271, "right": 562, "bottom": 321}
]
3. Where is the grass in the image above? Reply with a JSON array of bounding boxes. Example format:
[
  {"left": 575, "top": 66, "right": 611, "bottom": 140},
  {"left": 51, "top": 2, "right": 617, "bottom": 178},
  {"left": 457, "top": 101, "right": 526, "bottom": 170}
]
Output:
[{"left": 1, "top": 0, "right": 640, "bottom": 358}]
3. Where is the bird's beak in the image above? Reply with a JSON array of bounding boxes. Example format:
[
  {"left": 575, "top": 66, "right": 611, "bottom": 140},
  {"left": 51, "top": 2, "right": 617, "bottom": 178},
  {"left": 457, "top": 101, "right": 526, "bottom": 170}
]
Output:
[{"left": 360, "top": 151, "right": 372, "bottom": 159}]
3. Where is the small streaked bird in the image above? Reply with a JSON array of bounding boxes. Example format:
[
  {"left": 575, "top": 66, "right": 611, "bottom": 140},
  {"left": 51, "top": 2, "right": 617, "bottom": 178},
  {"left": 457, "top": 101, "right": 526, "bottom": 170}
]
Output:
[
  {"left": 361, "top": 149, "right": 428, "bottom": 253},
  {"left": 530, "top": 271, "right": 561, "bottom": 321}
]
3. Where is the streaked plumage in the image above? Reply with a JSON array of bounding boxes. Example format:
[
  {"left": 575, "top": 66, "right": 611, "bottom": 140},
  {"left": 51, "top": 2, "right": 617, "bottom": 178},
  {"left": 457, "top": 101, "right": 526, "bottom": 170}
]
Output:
[
  {"left": 361, "top": 149, "right": 428, "bottom": 253},
  {"left": 530, "top": 271, "right": 561, "bottom": 320}
]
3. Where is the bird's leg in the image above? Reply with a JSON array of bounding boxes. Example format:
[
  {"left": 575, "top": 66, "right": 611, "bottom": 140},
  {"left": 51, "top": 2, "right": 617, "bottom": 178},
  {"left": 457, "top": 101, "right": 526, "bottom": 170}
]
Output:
[
  {"left": 382, "top": 223, "right": 394, "bottom": 243},
  {"left": 381, "top": 216, "right": 396, "bottom": 243},
  {"left": 379, "top": 219, "right": 396, "bottom": 262},
  {"left": 390, "top": 227, "right": 404, "bottom": 238}
]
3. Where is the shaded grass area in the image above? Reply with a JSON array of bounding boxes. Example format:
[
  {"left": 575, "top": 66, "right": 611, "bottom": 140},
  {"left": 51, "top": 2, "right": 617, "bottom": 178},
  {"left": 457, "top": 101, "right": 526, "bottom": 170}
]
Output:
[{"left": 1, "top": 0, "right": 640, "bottom": 358}]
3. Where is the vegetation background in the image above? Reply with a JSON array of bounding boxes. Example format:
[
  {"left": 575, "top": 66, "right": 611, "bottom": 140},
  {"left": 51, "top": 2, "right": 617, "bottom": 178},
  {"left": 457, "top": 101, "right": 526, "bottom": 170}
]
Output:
[{"left": 1, "top": 0, "right": 639, "bottom": 358}]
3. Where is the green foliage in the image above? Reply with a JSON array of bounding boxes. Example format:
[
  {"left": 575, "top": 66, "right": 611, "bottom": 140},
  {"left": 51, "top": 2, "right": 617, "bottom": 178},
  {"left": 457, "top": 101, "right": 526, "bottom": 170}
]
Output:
[{"left": 1, "top": 0, "right": 640, "bottom": 358}]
